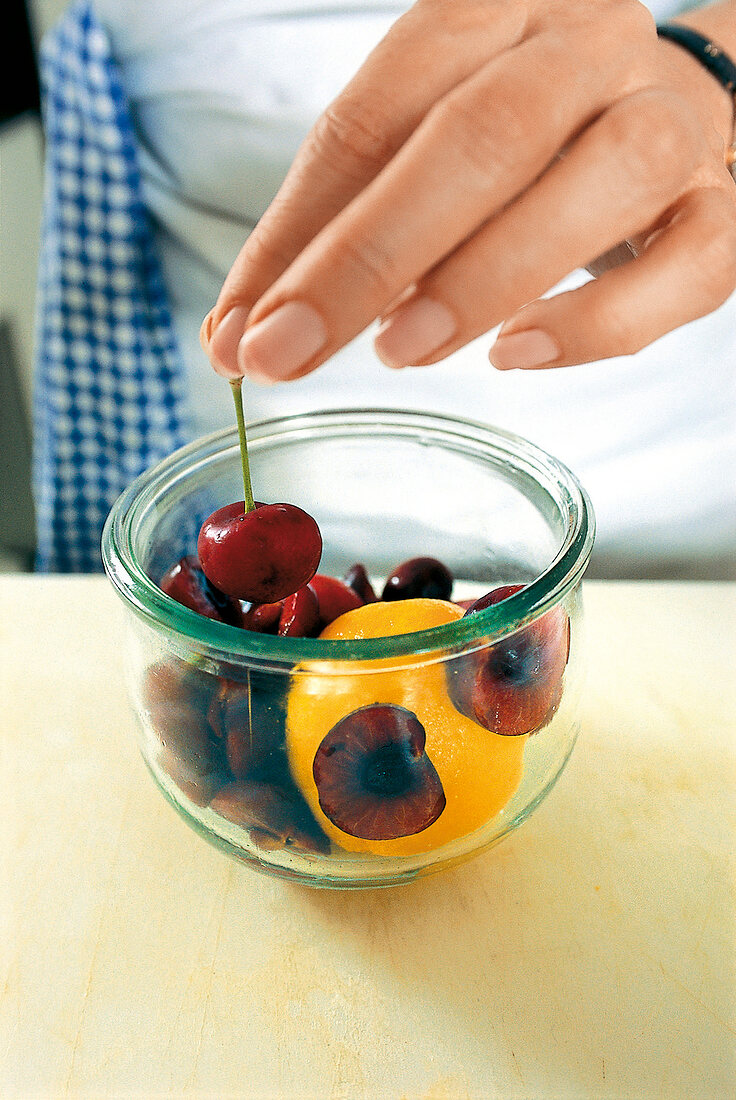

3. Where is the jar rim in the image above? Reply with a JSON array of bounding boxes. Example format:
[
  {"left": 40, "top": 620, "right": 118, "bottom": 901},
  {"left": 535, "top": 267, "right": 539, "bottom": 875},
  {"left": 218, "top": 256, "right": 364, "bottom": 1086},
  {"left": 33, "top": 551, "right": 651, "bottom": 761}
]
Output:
[{"left": 101, "top": 408, "right": 595, "bottom": 668}]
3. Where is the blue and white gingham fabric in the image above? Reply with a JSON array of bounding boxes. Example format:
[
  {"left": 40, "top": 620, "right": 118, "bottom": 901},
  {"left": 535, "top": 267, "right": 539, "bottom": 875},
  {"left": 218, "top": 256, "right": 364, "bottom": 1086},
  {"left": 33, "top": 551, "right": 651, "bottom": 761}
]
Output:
[{"left": 34, "top": 0, "right": 191, "bottom": 572}]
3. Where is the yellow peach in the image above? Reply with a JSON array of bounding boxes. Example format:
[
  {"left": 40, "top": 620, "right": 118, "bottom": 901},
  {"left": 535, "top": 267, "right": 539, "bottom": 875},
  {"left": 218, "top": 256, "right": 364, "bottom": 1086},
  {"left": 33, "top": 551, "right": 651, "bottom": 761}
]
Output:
[{"left": 286, "top": 599, "right": 526, "bottom": 857}]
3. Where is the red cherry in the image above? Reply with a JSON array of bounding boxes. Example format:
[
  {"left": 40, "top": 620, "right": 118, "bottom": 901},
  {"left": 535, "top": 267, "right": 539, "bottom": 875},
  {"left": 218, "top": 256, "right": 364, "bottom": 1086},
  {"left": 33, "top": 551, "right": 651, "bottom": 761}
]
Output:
[
  {"left": 309, "top": 573, "right": 363, "bottom": 628},
  {"left": 197, "top": 500, "right": 322, "bottom": 603},
  {"left": 238, "top": 587, "right": 322, "bottom": 637},
  {"left": 160, "top": 555, "right": 242, "bottom": 625},
  {"left": 447, "top": 584, "right": 570, "bottom": 736},
  {"left": 240, "top": 600, "right": 282, "bottom": 633},
  {"left": 278, "top": 585, "right": 321, "bottom": 637}
]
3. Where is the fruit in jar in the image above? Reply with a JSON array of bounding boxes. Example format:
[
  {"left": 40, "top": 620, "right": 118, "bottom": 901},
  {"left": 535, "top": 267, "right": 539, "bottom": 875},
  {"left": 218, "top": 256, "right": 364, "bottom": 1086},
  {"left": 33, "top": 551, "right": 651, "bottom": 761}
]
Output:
[
  {"left": 343, "top": 562, "right": 377, "bottom": 604},
  {"left": 207, "top": 670, "right": 287, "bottom": 779},
  {"left": 198, "top": 500, "right": 322, "bottom": 604},
  {"left": 236, "top": 576, "right": 361, "bottom": 637},
  {"left": 309, "top": 573, "right": 363, "bottom": 628},
  {"left": 277, "top": 585, "right": 321, "bottom": 637},
  {"left": 160, "top": 554, "right": 242, "bottom": 625},
  {"left": 141, "top": 658, "right": 228, "bottom": 805},
  {"left": 143, "top": 655, "right": 329, "bottom": 851},
  {"left": 381, "top": 556, "right": 453, "bottom": 602},
  {"left": 446, "top": 584, "right": 570, "bottom": 736},
  {"left": 240, "top": 600, "right": 283, "bottom": 633},
  {"left": 209, "top": 778, "right": 330, "bottom": 854},
  {"left": 313, "top": 704, "right": 446, "bottom": 840},
  {"left": 197, "top": 378, "right": 322, "bottom": 603},
  {"left": 285, "top": 599, "right": 526, "bottom": 857}
]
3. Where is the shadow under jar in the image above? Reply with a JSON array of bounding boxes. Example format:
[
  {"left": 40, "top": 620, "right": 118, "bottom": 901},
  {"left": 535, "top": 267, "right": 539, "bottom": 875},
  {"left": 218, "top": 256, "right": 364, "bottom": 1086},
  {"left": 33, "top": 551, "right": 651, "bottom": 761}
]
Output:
[{"left": 102, "top": 409, "right": 595, "bottom": 888}]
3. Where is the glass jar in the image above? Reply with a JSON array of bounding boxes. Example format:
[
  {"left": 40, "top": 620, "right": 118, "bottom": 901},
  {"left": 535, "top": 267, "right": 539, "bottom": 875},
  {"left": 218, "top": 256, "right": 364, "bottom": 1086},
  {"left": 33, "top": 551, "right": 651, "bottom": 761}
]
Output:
[{"left": 102, "top": 409, "right": 595, "bottom": 888}]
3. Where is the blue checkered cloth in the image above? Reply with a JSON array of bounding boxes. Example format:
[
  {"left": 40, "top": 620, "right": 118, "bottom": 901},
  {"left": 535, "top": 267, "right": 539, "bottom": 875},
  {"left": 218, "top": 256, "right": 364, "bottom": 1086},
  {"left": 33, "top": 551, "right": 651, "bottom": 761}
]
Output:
[{"left": 34, "top": 0, "right": 192, "bottom": 572}]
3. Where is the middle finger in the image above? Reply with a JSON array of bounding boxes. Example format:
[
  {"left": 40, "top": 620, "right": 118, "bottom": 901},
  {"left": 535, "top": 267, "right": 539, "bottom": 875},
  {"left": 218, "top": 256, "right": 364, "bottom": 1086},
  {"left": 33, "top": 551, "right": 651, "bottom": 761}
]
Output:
[{"left": 236, "top": 26, "right": 644, "bottom": 381}]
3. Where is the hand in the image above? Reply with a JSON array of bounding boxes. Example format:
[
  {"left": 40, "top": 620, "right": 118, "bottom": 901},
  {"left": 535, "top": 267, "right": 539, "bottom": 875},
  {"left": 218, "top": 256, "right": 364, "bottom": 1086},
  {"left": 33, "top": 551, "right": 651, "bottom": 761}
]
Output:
[{"left": 201, "top": 0, "right": 736, "bottom": 381}]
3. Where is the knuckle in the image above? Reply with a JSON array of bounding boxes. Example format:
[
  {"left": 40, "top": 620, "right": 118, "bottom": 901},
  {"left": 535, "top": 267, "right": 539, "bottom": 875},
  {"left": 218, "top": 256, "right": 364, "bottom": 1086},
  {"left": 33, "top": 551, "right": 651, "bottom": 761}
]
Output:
[
  {"left": 330, "top": 232, "right": 401, "bottom": 299},
  {"left": 310, "top": 94, "right": 398, "bottom": 180},
  {"left": 431, "top": 86, "right": 529, "bottom": 184},
  {"left": 606, "top": 92, "right": 693, "bottom": 197},
  {"left": 570, "top": 0, "right": 652, "bottom": 40}
]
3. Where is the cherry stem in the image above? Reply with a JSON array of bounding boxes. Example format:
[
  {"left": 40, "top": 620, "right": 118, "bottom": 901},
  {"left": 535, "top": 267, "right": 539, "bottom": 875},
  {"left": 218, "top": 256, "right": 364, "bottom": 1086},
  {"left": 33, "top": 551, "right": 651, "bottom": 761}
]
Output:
[{"left": 230, "top": 379, "right": 255, "bottom": 514}]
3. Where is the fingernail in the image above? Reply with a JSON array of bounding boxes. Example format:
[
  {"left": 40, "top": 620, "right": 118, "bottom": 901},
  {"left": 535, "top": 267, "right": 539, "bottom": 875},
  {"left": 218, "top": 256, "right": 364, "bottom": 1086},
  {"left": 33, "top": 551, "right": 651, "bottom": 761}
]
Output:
[
  {"left": 206, "top": 306, "right": 250, "bottom": 379},
  {"left": 200, "top": 309, "right": 214, "bottom": 348},
  {"left": 490, "top": 329, "right": 560, "bottom": 371},
  {"left": 237, "top": 301, "right": 327, "bottom": 382},
  {"left": 374, "top": 296, "right": 457, "bottom": 369}
]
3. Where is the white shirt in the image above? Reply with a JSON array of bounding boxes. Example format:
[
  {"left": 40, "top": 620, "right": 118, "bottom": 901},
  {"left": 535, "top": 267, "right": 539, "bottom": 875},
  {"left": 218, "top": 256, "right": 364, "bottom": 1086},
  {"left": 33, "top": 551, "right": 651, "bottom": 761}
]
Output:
[{"left": 94, "top": 0, "right": 736, "bottom": 576}]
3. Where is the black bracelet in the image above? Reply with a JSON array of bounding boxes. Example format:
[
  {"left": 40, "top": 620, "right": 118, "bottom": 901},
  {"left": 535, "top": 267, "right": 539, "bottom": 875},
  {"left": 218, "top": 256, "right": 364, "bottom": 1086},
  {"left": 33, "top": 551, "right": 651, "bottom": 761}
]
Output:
[
  {"left": 657, "top": 23, "right": 736, "bottom": 180},
  {"left": 656, "top": 23, "right": 736, "bottom": 94}
]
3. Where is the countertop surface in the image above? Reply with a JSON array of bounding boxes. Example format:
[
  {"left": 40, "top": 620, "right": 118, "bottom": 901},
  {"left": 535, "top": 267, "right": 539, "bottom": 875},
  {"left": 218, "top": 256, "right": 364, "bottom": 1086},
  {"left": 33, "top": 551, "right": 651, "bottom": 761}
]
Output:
[{"left": 1, "top": 576, "right": 734, "bottom": 1100}]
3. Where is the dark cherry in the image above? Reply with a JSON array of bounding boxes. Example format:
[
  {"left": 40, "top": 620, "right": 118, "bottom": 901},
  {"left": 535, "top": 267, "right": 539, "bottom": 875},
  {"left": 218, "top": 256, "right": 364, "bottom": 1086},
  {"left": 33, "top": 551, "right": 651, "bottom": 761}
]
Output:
[
  {"left": 142, "top": 658, "right": 228, "bottom": 805},
  {"left": 343, "top": 562, "right": 377, "bottom": 604},
  {"left": 309, "top": 573, "right": 363, "bottom": 628},
  {"left": 208, "top": 671, "right": 286, "bottom": 780},
  {"left": 454, "top": 597, "right": 478, "bottom": 611},
  {"left": 446, "top": 584, "right": 570, "bottom": 736},
  {"left": 312, "top": 704, "right": 445, "bottom": 840},
  {"left": 209, "top": 779, "right": 330, "bottom": 854},
  {"left": 197, "top": 499, "right": 322, "bottom": 604},
  {"left": 464, "top": 583, "right": 524, "bottom": 614},
  {"left": 381, "top": 556, "right": 453, "bottom": 602},
  {"left": 278, "top": 585, "right": 321, "bottom": 637},
  {"left": 160, "top": 555, "right": 242, "bottom": 625}
]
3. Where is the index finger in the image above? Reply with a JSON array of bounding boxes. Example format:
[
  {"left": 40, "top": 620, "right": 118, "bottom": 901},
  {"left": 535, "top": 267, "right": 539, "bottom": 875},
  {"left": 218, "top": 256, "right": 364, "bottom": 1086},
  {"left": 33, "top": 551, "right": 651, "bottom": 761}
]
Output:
[{"left": 203, "top": 0, "right": 526, "bottom": 375}]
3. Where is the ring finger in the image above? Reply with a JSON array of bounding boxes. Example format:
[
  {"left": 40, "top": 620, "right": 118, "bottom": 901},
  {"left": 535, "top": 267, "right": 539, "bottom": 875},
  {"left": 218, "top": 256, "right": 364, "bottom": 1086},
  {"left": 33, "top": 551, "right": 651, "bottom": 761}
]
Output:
[{"left": 373, "top": 88, "right": 702, "bottom": 368}]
